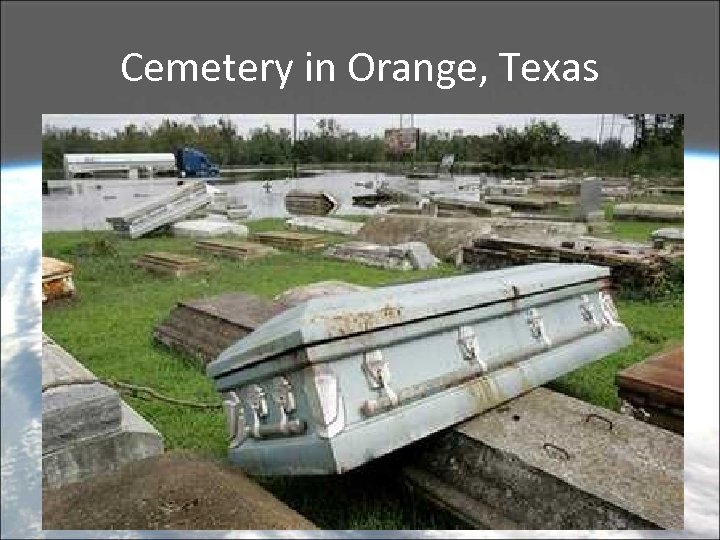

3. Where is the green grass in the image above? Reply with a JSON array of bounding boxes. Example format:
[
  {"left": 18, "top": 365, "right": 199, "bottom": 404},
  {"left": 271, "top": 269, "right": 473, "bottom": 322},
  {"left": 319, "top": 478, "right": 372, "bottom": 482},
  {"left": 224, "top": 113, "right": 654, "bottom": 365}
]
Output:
[
  {"left": 42, "top": 220, "right": 682, "bottom": 529},
  {"left": 548, "top": 296, "right": 682, "bottom": 409},
  {"left": 603, "top": 220, "right": 678, "bottom": 242}
]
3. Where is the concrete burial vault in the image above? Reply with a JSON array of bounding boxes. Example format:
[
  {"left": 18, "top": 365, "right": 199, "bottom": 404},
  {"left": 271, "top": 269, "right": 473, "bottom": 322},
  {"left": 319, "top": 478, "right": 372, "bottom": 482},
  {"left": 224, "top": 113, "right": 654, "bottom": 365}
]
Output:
[{"left": 42, "top": 334, "right": 163, "bottom": 489}]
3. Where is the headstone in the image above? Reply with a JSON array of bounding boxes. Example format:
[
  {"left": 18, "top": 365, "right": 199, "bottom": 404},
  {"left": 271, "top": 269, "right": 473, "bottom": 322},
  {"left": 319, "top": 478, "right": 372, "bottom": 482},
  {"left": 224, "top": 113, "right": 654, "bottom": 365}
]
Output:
[{"left": 576, "top": 177, "right": 602, "bottom": 221}]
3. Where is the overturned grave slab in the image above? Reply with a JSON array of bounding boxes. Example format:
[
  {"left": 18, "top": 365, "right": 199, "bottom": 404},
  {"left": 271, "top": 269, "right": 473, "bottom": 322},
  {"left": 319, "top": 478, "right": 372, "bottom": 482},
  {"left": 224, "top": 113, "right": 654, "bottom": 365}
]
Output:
[
  {"left": 613, "top": 203, "right": 684, "bottom": 222},
  {"left": 284, "top": 189, "right": 339, "bottom": 216},
  {"left": 404, "top": 387, "right": 683, "bottom": 530},
  {"left": 461, "top": 236, "right": 681, "bottom": 295},
  {"left": 133, "top": 252, "right": 210, "bottom": 278},
  {"left": 325, "top": 240, "right": 438, "bottom": 270},
  {"left": 154, "top": 292, "right": 287, "bottom": 366},
  {"left": 205, "top": 191, "right": 253, "bottom": 220},
  {"left": 207, "top": 263, "right": 631, "bottom": 476},
  {"left": 286, "top": 216, "right": 363, "bottom": 235},
  {"left": 196, "top": 239, "right": 278, "bottom": 262},
  {"left": 42, "top": 256, "right": 76, "bottom": 304},
  {"left": 42, "top": 334, "right": 163, "bottom": 489},
  {"left": 43, "top": 451, "right": 317, "bottom": 530},
  {"left": 250, "top": 231, "right": 326, "bottom": 252},
  {"left": 616, "top": 345, "right": 683, "bottom": 434},
  {"left": 106, "top": 181, "right": 211, "bottom": 239}
]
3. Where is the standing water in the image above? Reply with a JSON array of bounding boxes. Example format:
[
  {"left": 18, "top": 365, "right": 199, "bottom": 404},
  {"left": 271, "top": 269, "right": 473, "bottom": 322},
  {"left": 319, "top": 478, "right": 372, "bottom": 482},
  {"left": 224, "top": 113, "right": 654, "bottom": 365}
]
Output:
[{"left": 42, "top": 172, "right": 504, "bottom": 231}]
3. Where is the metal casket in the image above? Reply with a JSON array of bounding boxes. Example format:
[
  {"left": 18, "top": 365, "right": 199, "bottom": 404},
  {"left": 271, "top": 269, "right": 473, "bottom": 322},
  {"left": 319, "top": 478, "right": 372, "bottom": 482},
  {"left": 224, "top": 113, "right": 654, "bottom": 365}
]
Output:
[{"left": 207, "top": 263, "right": 631, "bottom": 475}]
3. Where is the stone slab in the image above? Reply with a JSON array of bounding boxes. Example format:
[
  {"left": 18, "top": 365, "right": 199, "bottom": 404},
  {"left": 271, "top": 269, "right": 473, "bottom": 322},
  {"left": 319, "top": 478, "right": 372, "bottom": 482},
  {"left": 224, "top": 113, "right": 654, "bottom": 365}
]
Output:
[
  {"left": 153, "top": 292, "right": 287, "bottom": 365},
  {"left": 357, "top": 214, "right": 494, "bottom": 262},
  {"left": 133, "top": 252, "right": 210, "bottom": 278},
  {"left": 357, "top": 214, "right": 589, "bottom": 264},
  {"left": 325, "top": 240, "right": 439, "bottom": 270},
  {"left": 155, "top": 284, "right": 372, "bottom": 365},
  {"left": 613, "top": 204, "right": 684, "bottom": 222},
  {"left": 41, "top": 335, "right": 163, "bottom": 489},
  {"left": 42, "top": 335, "right": 122, "bottom": 454},
  {"left": 616, "top": 346, "right": 684, "bottom": 434},
  {"left": 406, "top": 387, "right": 683, "bottom": 530},
  {"left": 284, "top": 189, "right": 339, "bottom": 216},
  {"left": 251, "top": 231, "right": 326, "bottom": 251},
  {"left": 195, "top": 239, "right": 278, "bottom": 261},
  {"left": 651, "top": 227, "right": 684, "bottom": 248},
  {"left": 172, "top": 218, "right": 248, "bottom": 238},
  {"left": 42, "top": 401, "right": 164, "bottom": 490},
  {"left": 394, "top": 241, "right": 439, "bottom": 270}
]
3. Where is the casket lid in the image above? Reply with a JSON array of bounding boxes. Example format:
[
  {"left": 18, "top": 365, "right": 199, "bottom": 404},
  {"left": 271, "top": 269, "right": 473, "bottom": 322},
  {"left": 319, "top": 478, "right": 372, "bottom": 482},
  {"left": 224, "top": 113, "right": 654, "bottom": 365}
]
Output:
[{"left": 207, "top": 263, "right": 609, "bottom": 378}]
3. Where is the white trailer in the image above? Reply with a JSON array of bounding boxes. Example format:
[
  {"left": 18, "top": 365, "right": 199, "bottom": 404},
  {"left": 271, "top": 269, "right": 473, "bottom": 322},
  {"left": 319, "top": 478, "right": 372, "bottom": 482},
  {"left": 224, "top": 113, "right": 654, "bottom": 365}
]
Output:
[{"left": 63, "top": 153, "right": 177, "bottom": 179}]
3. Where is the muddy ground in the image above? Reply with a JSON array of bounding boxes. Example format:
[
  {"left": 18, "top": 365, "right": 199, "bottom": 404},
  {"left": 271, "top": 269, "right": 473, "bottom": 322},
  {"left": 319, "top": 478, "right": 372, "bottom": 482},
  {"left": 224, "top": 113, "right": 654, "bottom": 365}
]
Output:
[{"left": 42, "top": 451, "right": 317, "bottom": 530}]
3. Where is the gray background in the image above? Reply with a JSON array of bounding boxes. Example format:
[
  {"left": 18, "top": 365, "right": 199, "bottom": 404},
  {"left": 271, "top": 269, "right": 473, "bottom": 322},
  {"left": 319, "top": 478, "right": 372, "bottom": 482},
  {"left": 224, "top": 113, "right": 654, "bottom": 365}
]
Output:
[{"left": 1, "top": 1, "right": 718, "bottom": 162}]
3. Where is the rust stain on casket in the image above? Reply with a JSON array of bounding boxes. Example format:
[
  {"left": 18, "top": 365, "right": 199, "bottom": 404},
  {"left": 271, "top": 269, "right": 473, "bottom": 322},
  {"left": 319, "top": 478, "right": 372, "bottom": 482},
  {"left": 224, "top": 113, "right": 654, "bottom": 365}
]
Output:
[{"left": 312, "top": 304, "right": 402, "bottom": 337}]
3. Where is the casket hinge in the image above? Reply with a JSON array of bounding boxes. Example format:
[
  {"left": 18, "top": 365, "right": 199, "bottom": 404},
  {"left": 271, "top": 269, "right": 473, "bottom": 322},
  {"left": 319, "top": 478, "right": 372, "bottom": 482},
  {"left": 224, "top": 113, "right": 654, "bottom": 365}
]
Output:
[
  {"left": 457, "top": 325, "right": 488, "bottom": 372},
  {"left": 579, "top": 294, "right": 600, "bottom": 328},
  {"left": 526, "top": 308, "right": 552, "bottom": 347},
  {"left": 363, "top": 349, "right": 399, "bottom": 410}
]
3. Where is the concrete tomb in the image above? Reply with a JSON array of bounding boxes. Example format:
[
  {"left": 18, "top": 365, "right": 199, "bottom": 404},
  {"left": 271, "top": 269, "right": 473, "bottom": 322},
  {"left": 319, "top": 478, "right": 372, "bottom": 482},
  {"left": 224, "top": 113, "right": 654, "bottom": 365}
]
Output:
[{"left": 42, "top": 334, "right": 163, "bottom": 489}]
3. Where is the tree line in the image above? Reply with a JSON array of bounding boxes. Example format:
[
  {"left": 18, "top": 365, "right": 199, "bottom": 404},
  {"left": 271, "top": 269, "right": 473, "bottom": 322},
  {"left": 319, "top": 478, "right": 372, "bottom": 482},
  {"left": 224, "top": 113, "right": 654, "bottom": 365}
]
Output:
[{"left": 42, "top": 116, "right": 683, "bottom": 176}]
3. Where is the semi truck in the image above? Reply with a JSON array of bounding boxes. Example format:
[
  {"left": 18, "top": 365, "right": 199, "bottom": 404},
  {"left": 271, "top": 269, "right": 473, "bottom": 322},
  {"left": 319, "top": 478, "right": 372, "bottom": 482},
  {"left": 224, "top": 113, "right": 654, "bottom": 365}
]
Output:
[{"left": 63, "top": 148, "right": 220, "bottom": 179}]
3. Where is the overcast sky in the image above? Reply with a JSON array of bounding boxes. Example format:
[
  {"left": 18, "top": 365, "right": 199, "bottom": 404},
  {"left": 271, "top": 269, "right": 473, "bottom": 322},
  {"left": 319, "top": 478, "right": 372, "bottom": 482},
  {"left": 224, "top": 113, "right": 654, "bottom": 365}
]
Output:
[{"left": 41, "top": 114, "right": 635, "bottom": 145}]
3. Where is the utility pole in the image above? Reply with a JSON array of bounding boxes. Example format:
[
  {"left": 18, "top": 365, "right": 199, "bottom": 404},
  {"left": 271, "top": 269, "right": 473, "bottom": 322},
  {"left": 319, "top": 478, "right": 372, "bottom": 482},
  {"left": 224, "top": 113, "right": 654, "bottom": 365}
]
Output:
[
  {"left": 292, "top": 113, "right": 298, "bottom": 178},
  {"left": 411, "top": 114, "right": 416, "bottom": 170}
]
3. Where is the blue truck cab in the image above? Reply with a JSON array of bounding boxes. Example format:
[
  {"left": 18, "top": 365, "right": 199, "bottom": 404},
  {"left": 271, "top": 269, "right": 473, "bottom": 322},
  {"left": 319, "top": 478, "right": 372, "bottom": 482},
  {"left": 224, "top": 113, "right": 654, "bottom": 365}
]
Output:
[{"left": 175, "top": 147, "right": 220, "bottom": 178}]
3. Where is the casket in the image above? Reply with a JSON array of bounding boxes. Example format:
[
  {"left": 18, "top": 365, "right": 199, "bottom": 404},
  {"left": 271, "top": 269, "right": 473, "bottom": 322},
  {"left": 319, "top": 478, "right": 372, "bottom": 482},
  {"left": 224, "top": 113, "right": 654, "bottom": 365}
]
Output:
[{"left": 207, "top": 263, "right": 631, "bottom": 475}]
